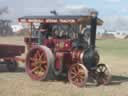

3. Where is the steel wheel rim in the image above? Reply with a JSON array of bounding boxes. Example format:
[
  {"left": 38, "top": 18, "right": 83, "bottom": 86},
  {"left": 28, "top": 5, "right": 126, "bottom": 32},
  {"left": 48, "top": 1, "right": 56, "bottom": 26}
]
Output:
[
  {"left": 26, "top": 47, "right": 48, "bottom": 80},
  {"left": 68, "top": 64, "right": 88, "bottom": 87},
  {"left": 96, "top": 64, "right": 111, "bottom": 85}
]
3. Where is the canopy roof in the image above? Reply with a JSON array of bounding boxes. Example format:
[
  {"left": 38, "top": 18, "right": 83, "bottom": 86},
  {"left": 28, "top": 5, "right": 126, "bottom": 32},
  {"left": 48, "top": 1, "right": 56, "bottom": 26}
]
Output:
[{"left": 18, "top": 15, "right": 103, "bottom": 25}]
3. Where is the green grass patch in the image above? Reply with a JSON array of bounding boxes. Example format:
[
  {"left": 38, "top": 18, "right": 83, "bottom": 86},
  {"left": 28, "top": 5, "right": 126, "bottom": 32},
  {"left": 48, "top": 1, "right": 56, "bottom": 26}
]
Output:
[{"left": 96, "top": 39, "right": 128, "bottom": 58}]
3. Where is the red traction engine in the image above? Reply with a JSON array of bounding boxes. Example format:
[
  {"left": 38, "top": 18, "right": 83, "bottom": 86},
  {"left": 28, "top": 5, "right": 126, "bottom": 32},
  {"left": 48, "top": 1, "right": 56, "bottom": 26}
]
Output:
[{"left": 18, "top": 11, "right": 111, "bottom": 87}]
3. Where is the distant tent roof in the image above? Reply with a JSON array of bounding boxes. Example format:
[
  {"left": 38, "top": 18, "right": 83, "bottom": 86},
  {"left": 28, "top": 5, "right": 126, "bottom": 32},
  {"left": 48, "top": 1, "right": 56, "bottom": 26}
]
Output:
[{"left": 18, "top": 15, "right": 103, "bottom": 25}]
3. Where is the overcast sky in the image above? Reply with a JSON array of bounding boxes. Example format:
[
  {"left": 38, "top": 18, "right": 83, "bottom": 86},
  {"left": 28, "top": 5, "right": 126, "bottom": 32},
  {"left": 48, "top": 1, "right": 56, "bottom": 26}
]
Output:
[{"left": 0, "top": 0, "right": 128, "bottom": 31}]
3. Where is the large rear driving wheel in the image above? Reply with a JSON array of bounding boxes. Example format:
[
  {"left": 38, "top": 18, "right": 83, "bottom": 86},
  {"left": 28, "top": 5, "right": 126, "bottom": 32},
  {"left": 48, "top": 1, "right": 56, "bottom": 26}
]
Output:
[
  {"left": 68, "top": 64, "right": 88, "bottom": 87},
  {"left": 26, "top": 46, "right": 55, "bottom": 81}
]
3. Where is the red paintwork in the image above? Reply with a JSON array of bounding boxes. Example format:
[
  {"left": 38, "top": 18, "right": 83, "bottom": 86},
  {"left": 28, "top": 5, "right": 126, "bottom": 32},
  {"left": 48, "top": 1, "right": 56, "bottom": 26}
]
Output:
[
  {"left": 54, "top": 52, "right": 73, "bottom": 71},
  {"left": 18, "top": 18, "right": 77, "bottom": 24},
  {"left": 43, "top": 39, "right": 55, "bottom": 49},
  {"left": 43, "top": 38, "right": 73, "bottom": 71},
  {"left": 0, "top": 44, "right": 25, "bottom": 58},
  {"left": 26, "top": 37, "right": 84, "bottom": 71},
  {"left": 54, "top": 49, "right": 84, "bottom": 71},
  {"left": 55, "top": 52, "right": 63, "bottom": 70},
  {"left": 62, "top": 52, "right": 73, "bottom": 69},
  {"left": 72, "top": 49, "right": 84, "bottom": 63},
  {"left": 43, "top": 39, "right": 72, "bottom": 52},
  {"left": 19, "top": 14, "right": 106, "bottom": 87}
]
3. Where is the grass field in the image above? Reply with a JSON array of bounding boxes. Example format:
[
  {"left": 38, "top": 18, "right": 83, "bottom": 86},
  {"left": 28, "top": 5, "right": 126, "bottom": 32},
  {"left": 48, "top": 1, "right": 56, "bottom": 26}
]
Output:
[
  {"left": 97, "top": 39, "right": 128, "bottom": 58},
  {"left": 0, "top": 36, "right": 128, "bottom": 96}
]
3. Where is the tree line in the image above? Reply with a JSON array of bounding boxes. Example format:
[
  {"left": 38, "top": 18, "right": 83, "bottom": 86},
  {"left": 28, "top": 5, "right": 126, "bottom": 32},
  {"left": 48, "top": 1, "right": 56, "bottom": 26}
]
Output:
[{"left": 0, "top": 7, "right": 13, "bottom": 36}]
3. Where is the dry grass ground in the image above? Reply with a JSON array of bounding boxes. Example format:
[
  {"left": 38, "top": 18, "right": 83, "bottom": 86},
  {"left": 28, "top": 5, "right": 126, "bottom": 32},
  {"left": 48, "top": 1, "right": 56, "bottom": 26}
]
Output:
[{"left": 0, "top": 36, "right": 128, "bottom": 96}]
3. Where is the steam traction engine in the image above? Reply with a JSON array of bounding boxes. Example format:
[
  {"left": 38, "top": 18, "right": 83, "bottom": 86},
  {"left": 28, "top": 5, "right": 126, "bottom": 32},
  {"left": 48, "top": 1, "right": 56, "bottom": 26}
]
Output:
[{"left": 18, "top": 11, "right": 111, "bottom": 87}]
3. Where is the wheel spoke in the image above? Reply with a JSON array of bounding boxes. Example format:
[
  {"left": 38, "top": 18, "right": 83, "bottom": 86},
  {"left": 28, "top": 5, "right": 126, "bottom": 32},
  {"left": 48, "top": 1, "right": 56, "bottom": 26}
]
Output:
[
  {"left": 98, "top": 65, "right": 107, "bottom": 73},
  {"left": 74, "top": 78, "right": 79, "bottom": 83},
  {"left": 79, "top": 73, "right": 85, "bottom": 78},
  {"left": 78, "top": 78, "right": 83, "bottom": 83},
  {"left": 30, "top": 57, "right": 38, "bottom": 63},
  {"left": 30, "top": 57, "right": 36, "bottom": 62},
  {"left": 103, "top": 67, "right": 107, "bottom": 72},
  {"left": 79, "top": 68, "right": 84, "bottom": 73},
  {"left": 40, "top": 60, "right": 47, "bottom": 65},
  {"left": 70, "top": 71, "right": 77, "bottom": 76},
  {"left": 71, "top": 74, "right": 77, "bottom": 80},
  {"left": 39, "top": 53, "right": 44, "bottom": 60},
  {"left": 31, "top": 62, "right": 37, "bottom": 67},
  {"left": 74, "top": 66, "right": 78, "bottom": 72},
  {"left": 96, "top": 68, "right": 100, "bottom": 72},
  {"left": 77, "top": 78, "right": 81, "bottom": 83},
  {"left": 99, "top": 65, "right": 103, "bottom": 72},
  {"left": 31, "top": 66, "right": 40, "bottom": 73},
  {"left": 71, "top": 67, "right": 77, "bottom": 73},
  {"left": 35, "top": 50, "right": 41, "bottom": 59},
  {"left": 40, "top": 66, "right": 45, "bottom": 72},
  {"left": 76, "top": 65, "right": 80, "bottom": 72}
]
